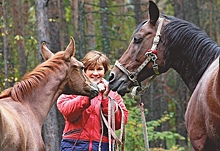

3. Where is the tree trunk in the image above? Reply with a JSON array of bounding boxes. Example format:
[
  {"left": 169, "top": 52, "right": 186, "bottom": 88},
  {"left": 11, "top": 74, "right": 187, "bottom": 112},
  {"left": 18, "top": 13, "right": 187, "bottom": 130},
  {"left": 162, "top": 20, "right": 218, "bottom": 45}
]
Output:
[
  {"left": 48, "top": 0, "right": 60, "bottom": 53},
  {"left": 133, "top": 0, "right": 141, "bottom": 26},
  {"left": 1, "top": 0, "right": 14, "bottom": 90},
  {"left": 43, "top": 0, "right": 61, "bottom": 150},
  {"left": 58, "top": 0, "right": 69, "bottom": 50},
  {"left": 35, "top": 0, "right": 51, "bottom": 63},
  {"left": 35, "top": 0, "right": 59, "bottom": 150},
  {"left": 140, "top": 0, "right": 149, "bottom": 20},
  {"left": 2, "top": 0, "right": 9, "bottom": 89},
  {"left": 85, "top": 0, "right": 96, "bottom": 50},
  {"left": 174, "top": 0, "right": 199, "bottom": 26},
  {"left": 11, "top": 0, "right": 27, "bottom": 77},
  {"left": 70, "top": 0, "right": 79, "bottom": 56},
  {"left": 198, "top": 0, "right": 220, "bottom": 43},
  {"left": 100, "top": 0, "right": 110, "bottom": 55},
  {"left": 71, "top": 0, "right": 86, "bottom": 59}
]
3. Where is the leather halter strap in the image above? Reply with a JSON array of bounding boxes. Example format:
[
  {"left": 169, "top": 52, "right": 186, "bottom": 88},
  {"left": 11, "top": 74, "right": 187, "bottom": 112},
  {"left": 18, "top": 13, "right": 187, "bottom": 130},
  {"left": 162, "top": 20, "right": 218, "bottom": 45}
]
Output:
[{"left": 114, "top": 18, "right": 165, "bottom": 85}]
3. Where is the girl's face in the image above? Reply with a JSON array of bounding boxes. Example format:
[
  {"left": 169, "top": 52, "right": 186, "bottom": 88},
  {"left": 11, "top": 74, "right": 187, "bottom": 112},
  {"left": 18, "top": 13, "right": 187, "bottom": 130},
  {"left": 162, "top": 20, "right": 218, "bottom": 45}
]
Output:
[{"left": 85, "top": 64, "right": 105, "bottom": 84}]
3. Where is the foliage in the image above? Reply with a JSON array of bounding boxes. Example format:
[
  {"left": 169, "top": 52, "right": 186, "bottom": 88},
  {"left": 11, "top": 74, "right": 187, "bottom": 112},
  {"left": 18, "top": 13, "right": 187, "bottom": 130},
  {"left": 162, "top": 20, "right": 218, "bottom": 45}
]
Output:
[
  {"left": 164, "top": 0, "right": 174, "bottom": 16},
  {"left": 122, "top": 95, "right": 185, "bottom": 151}
]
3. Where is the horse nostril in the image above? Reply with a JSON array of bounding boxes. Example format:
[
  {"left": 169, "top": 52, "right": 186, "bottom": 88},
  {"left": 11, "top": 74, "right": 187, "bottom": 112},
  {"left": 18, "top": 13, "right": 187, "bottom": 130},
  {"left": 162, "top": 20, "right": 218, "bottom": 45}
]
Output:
[{"left": 109, "top": 72, "right": 115, "bottom": 83}]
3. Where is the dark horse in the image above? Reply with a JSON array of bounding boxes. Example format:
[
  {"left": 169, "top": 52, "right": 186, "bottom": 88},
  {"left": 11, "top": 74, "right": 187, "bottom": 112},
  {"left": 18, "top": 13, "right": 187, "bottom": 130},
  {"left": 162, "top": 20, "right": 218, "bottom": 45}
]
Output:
[
  {"left": 109, "top": 1, "right": 220, "bottom": 151},
  {"left": 0, "top": 37, "right": 98, "bottom": 151}
]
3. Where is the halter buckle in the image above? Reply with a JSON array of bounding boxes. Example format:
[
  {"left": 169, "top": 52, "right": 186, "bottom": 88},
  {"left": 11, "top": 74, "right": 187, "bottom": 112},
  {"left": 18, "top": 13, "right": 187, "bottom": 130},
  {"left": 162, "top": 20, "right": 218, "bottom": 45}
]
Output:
[
  {"left": 128, "top": 73, "right": 136, "bottom": 81},
  {"left": 146, "top": 49, "right": 157, "bottom": 55}
]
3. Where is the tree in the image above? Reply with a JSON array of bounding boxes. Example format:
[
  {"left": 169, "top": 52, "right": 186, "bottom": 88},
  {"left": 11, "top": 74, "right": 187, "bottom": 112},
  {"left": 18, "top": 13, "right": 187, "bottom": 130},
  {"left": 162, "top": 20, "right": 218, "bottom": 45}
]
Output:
[
  {"left": 133, "top": 0, "right": 143, "bottom": 26},
  {"left": 100, "top": 0, "right": 110, "bottom": 55},
  {"left": 11, "top": 0, "right": 27, "bottom": 77},
  {"left": 58, "top": 0, "right": 69, "bottom": 50},
  {"left": 35, "top": 0, "right": 59, "bottom": 150},
  {"left": 2, "top": 0, "right": 10, "bottom": 89},
  {"left": 85, "top": 0, "right": 96, "bottom": 50},
  {"left": 35, "top": 0, "right": 51, "bottom": 62},
  {"left": 174, "top": 0, "right": 199, "bottom": 26}
]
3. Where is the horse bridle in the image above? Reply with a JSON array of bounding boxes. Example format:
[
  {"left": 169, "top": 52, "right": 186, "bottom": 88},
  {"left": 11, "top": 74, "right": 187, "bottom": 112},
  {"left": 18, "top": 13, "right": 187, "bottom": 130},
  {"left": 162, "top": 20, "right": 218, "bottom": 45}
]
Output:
[{"left": 114, "top": 18, "right": 165, "bottom": 86}]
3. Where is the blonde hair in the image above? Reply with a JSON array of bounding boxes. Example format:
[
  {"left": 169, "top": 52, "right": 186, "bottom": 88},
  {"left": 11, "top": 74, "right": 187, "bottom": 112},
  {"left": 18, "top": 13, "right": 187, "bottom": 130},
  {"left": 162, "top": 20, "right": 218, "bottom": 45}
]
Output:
[{"left": 82, "top": 50, "right": 110, "bottom": 73}]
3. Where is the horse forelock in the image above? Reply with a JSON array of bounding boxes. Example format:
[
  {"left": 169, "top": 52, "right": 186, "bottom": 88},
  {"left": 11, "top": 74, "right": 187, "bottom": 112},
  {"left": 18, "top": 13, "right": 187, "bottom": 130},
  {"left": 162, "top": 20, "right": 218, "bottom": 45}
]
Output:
[
  {"left": 161, "top": 16, "right": 220, "bottom": 89},
  {"left": 0, "top": 52, "right": 68, "bottom": 102},
  {"left": 132, "top": 20, "right": 149, "bottom": 36}
]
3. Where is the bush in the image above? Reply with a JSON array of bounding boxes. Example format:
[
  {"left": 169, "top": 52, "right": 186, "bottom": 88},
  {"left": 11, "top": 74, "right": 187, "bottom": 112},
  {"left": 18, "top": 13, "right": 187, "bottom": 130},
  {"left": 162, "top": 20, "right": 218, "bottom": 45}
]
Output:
[{"left": 120, "top": 95, "right": 185, "bottom": 151}]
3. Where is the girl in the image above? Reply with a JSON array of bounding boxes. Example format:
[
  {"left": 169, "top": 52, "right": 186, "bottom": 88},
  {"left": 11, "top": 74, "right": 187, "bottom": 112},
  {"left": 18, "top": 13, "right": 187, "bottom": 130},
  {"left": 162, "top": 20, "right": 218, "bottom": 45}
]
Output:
[{"left": 57, "top": 50, "right": 128, "bottom": 151}]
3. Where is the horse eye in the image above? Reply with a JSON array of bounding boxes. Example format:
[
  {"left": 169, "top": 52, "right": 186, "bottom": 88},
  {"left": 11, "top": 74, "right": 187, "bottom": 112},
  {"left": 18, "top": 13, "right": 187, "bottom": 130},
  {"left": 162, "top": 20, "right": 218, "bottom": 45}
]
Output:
[
  {"left": 80, "top": 66, "right": 84, "bottom": 71},
  {"left": 134, "top": 36, "right": 143, "bottom": 44}
]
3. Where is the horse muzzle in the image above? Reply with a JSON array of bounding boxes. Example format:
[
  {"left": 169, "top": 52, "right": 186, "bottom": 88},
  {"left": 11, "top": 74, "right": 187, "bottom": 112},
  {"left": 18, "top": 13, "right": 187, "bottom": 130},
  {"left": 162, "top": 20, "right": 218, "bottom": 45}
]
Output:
[
  {"left": 89, "top": 84, "right": 99, "bottom": 99},
  {"left": 109, "top": 72, "right": 131, "bottom": 96}
]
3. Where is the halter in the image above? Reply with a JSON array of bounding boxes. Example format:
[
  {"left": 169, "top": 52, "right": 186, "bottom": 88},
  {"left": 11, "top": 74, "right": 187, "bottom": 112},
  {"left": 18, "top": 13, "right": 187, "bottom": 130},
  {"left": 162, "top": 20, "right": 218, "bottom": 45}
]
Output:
[{"left": 114, "top": 18, "right": 164, "bottom": 85}]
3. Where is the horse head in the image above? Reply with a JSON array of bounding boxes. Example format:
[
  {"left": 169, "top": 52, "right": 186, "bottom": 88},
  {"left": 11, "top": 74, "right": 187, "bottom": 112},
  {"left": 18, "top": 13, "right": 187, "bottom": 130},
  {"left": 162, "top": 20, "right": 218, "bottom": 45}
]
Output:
[
  {"left": 109, "top": 1, "right": 169, "bottom": 96},
  {"left": 41, "top": 37, "right": 99, "bottom": 99}
]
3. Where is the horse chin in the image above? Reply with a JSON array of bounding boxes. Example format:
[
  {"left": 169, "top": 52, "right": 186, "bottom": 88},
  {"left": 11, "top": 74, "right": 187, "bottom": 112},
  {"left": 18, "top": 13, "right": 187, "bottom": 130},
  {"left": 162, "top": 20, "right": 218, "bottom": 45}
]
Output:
[
  {"left": 89, "top": 84, "right": 99, "bottom": 98},
  {"left": 118, "top": 87, "right": 130, "bottom": 96},
  {"left": 113, "top": 81, "right": 131, "bottom": 96},
  {"left": 79, "top": 84, "right": 99, "bottom": 98},
  {"left": 62, "top": 88, "right": 73, "bottom": 94},
  {"left": 63, "top": 83, "right": 99, "bottom": 98}
]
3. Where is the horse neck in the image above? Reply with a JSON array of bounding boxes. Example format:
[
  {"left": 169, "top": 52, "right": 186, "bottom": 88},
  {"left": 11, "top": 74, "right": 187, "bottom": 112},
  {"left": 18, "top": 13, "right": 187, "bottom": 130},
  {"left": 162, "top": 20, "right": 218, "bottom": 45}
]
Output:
[
  {"left": 162, "top": 18, "right": 220, "bottom": 92},
  {"left": 217, "top": 61, "right": 220, "bottom": 90},
  {"left": 170, "top": 46, "right": 220, "bottom": 92},
  {"left": 24, "top": 70, "right": 67, "bottom": 126}
]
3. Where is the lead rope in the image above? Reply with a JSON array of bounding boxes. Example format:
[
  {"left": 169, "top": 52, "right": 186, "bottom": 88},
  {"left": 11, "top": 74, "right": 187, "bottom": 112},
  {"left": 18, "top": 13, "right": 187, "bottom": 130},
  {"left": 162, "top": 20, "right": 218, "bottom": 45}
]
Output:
[
  {"left": 131, "top": 75, "right": 157, "bottom": 151},
  {"left": 140, "top": 100, "right": 149, "bottom": 151},
  {"left": 100, "top": 97, "right": 125, "bottom": 151},
  {"left": 108, "top": 98, "right": 114, "bottom": 151}
]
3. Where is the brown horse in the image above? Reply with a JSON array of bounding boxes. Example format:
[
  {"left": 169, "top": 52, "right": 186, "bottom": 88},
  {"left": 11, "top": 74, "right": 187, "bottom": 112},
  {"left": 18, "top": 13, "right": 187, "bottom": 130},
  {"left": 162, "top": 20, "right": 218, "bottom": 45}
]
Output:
[
  {"left": 109, "top": 1, "right": 220, "bottom": 151},
  {"left": 0, "top": 37, "right": 98, "bottom": 151}
]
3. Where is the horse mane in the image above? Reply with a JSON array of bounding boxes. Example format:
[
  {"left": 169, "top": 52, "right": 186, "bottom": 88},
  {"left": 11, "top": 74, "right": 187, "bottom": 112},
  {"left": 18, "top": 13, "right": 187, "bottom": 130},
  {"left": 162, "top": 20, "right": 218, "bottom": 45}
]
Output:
[
  {"left": 161, "top": 15, "right": 220, "bottom": 85},
  {"left": 0, "top": 51, "right": 68, "bottom": 102}
]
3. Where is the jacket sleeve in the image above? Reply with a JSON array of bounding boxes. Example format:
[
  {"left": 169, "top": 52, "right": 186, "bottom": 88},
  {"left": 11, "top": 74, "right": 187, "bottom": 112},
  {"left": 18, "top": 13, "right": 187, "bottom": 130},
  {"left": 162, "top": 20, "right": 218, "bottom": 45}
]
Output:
[
  {"left": 57, "top": 94, "right": 91, "bottom": 122},
  {"left": 101, "top": 91, "right": 129, "bottom": 130}
]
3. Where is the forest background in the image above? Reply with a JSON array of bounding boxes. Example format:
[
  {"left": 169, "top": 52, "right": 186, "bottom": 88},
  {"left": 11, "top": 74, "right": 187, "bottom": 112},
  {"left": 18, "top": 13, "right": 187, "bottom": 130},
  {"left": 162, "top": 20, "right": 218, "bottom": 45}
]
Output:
[{"left": 1, "top": 0, "right": 220, "bottom": 150}]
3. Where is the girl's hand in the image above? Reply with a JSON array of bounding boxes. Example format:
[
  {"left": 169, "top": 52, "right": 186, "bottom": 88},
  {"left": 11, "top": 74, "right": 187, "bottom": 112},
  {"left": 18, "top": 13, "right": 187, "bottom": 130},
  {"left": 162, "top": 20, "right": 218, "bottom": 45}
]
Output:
[
  {"left": 97, "top": 83, "right": 110, "bottom": 99},
  {"left": 97, "top": 83, "right": 106, "bottom": 93}
]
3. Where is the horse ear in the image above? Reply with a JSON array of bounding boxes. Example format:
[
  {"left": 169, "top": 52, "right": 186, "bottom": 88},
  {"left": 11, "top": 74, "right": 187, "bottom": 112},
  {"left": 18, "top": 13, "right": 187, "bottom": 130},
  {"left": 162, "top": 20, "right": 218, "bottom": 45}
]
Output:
[
  {"left": 149, "top": 0, "right": 159, "bottom": 26},
  {"left": 65, "top": 36, "right": 76, "bottom": 58},
  {"left": 41, "top": 42, "right": 54, "bottom": 60}
]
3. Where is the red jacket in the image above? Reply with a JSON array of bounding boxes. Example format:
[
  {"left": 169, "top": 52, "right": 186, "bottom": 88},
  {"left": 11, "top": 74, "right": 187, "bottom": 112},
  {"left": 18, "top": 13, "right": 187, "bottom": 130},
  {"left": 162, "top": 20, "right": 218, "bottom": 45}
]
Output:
[{"left": 57, "top": 82, "right": 128, "bottom": 145}]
